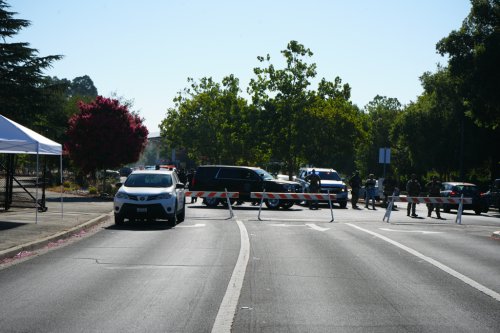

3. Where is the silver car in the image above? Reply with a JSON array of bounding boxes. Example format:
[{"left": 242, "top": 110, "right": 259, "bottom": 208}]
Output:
[{"left": 113, "top": 170, "right": 186, "bottom": 226}]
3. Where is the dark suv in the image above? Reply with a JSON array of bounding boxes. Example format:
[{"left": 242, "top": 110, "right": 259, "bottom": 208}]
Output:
[{"left": 191, "top": 165, "right": 303, "bottom": 209}]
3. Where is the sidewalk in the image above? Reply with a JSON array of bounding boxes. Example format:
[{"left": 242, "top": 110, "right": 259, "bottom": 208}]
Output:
[{"left": 0, "top": 192, "right": 113, "bottom": 262}]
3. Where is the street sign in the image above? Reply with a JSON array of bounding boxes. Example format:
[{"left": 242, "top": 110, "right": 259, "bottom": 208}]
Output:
[{"left": 379, "top": 148, "right": 391, "bottom": 164}]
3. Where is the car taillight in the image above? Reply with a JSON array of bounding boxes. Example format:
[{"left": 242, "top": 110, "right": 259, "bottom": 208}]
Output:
[{"left": 450, "top": 191, "right": 457, "bottom": 196}]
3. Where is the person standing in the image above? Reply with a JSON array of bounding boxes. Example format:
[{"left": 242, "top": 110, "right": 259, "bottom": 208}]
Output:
[
  {"left": 426, "top": 176, "right": 442, "bottom": 218},
  {"left": 349, "top": 171, "right": 362, "bottom": 209},
  {"left": 305, "top": 169, "right": 321, "bottom": 210},
  {"left": 406, "top": 173, "right": 421, "bottom": 217},
  {"left": 186, "top": 169, "right": 197, "bottom": 203},
  {"left": 365, "top": 174, "right": 377, "bottom": 210}
]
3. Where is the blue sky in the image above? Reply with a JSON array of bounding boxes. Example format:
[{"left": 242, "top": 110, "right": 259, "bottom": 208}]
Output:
[{"left": 9, "top": 0, "right": 471, "bottom": 133}]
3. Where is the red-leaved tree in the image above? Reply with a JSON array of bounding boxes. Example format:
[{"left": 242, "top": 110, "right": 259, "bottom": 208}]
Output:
[{"left": 65, "top": 96, "right": 148, "bottom": 175}]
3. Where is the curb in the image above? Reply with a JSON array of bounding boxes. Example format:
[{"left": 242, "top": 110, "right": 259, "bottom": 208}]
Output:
[
  {"left": 492, "top": 231, "right": 500, "bottom": 241},
  {"left": 0, "top": 212, "right": 112, "bottom": 262}
]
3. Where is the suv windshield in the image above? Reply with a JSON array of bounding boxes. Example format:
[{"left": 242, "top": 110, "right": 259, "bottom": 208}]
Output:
[
  {"left": 255, "top": 169, "right": 275, "bottom": 181},
  {"left": 316, "top": 171, "right": 341, "bottom": 181},
  {"left": 124, "top": 174, "right": 172, "bottom": 187}
]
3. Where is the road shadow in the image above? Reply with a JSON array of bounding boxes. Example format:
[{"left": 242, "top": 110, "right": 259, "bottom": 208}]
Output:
[
  {"left": 46, "top": 196, "right": 112, "bottom": 203},
  {"left": 106, "top": 220, "right": 175, "bottom": 231},
  {"left": 0, "top": 221, "right": 28, "bottom": 230}
]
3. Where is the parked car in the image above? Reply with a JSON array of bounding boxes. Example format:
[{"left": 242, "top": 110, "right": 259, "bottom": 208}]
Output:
[
  {"left": 113, "top": 169, "right": 186, "bottom": 226},
  {"left": 119, "top": 167, "right": 133, "bottom": 177},
  {"left": 190, "top": 165, "right": 303, "bottom": 209},
  {"left": 440, "top": 182, "right": 489, "bottom": 215},
  {"left": 295, "top": 167, "right": 348, "bottom": 208}
]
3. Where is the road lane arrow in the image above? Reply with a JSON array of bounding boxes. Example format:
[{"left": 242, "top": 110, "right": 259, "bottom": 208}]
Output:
[{"left": 379, "top": 228, "right": 441, "bottom": 234}]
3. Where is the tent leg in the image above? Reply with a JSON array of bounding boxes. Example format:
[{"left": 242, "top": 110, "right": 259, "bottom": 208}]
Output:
[
  {"left": 35, "top": 146, "right": 39, "bottom": 224},
  {"left": 60, "top": 155, "right": 63, "bottom": 218}
]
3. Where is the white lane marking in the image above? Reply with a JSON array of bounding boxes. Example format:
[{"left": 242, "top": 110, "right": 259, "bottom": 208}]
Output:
[
  {"left": 379, "top": 228, "right": 442, "bottom": 234},
  {"left": 305, "top": 223, "right": 330, "bottom": 232},
  {"left": 211, "top": 219, "right": 250, "bottom": 333},
  {"left": 346, "top": 223, "right": 500, "bottom": 302},
  {"left": 268, "top": 224, "right": 304, "bottom": 227},
  {"left": 176, "top": 224, "right": 206, "bottom": 228}
]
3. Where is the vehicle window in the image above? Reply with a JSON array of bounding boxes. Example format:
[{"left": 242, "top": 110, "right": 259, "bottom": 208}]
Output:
[
  {"left": 254, "top": 168, "right": 274, "bottom": 180},
  {"left": 124, "top": 174, "right": 172, "bottom": 187},
  {"left": 241, "top": 170, "right": 259, "bottom": 181},
  {"left": 317, "top": 171, "right": 341, "bottom": 181},
  {"left": 219, "top": 168, "right": 242, "bottom": 179}
]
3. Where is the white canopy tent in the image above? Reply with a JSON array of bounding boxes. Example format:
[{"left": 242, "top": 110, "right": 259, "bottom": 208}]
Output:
[{"left": 0, "top": 114, "right": 63, "bottom": 222}]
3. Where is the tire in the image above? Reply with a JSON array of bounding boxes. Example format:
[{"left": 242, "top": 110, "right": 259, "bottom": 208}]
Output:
[
  {"left": 167, "top": 213, "right": 177, "bottom": 227},
  {"left": 339, "top": 201, "right": 347, "bottom": 209},
  {"left": 265, "top": 199, "right": 281, "bottom": 209},
  {"left": 443, "top": 205, "right": 450, "bottom": 213},
  {"left": 474, "top": 209, "right": 482, "bottom": 215},
  {"left": 114, "top": 214, "right": 124, "bottom": 225},
  {"left": 204, "top": 197, "right": 219, "bottom": 207},
  {"left": 280, "top": 201, "right": 294, "bottom": 209},
  {"left": 177, "top": 201, "right": 186, "bottom": 222}
]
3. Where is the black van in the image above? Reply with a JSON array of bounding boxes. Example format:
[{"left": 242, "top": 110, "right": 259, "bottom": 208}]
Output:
[{"left": 191, "top": 165, "right": 303, "bottom": 209}]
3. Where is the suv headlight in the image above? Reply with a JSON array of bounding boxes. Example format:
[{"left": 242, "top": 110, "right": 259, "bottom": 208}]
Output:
[
  {"left": 157, "top": 193, "right": 172, "bottom": 199},
  {"left": 115, "top": 192, "right": 129, "bottom": 199}
]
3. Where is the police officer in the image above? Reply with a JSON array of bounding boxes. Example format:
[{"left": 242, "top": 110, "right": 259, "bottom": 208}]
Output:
[
  {"left": 349, "top": 171, "right": 362, "bottom": 209},
  {"left": 426, "top": 176, "right": 442, "bottom": 219},
  {"left": 406, "top": 173, "right": 421, "bottom": 217},
  {"left": 365, "top": 174, "right": 377, "bottom": 210},
  {"left": 305, "top": 169, "right": 321, "bottom": 210},
  {"left": 382, "top": 175, "right": 397, "bottom": 208}
]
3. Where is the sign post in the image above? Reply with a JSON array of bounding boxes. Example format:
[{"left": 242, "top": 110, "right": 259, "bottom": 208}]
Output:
[{"left": 379, "top": 147, "right": 391, "bottom": 179}]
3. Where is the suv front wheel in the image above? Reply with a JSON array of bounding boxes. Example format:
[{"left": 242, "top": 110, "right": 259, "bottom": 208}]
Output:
[
  {"left": 265, "top": 199, "right": 281, "bottom": 209},
  {"left": 204, "top": 197, "right": 219, "bottom": 207}
]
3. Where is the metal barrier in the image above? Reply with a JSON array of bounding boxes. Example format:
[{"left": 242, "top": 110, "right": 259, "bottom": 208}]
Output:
[
  {"left": 383, "top": 195, "right": 472, "bottom": 224},
  {"left": 185, "top": 189, "right": 239, "bottom": 219},
  {"left": 251, "top": 190, "right": 337, "bottom": 222}
]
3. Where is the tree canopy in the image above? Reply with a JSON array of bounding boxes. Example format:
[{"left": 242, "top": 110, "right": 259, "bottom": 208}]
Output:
[
  {"left": 436, "top": 0, "right": 500, "bottom": 129},
  {"left": 65, "top": 96, "right": 148, "bottom": 175},
  {"left": 0, "top": 0, "right": 63, "bottom": 125}
]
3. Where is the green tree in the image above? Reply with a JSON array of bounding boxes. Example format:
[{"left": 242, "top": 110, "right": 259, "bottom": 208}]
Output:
[
  {"left": 359, "top": 95, "right": 403, "bottom": 177},
  {"left": 0, "top": 0, "right": 63, "bottom": 125},
  {"left": 436, "top": 0, "right": 500, "bottom": 129},
  {"left": 301, "top": 95, "right": 366, "bottom": 173},
  {"left": 68, "top": 75, "right": 98, "bottom": 98},
  {"left": 160, "top": 76, "right": 250, "bottom": 165},
  {"left": 248, "top": 40, "right": 317, "bottom": 177}
]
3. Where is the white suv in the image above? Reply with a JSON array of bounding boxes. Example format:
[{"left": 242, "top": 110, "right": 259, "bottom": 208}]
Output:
[
  {"left": 113, "top": 170, "right": 186, "bottom": 226},
  {"left": 296, "top": 167, "right": 348, "bottom": 208}
]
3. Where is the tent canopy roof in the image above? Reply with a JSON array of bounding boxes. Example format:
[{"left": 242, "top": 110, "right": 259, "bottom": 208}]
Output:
[{"left": 0, "top": 115, "right": 62, "bottom": 155}]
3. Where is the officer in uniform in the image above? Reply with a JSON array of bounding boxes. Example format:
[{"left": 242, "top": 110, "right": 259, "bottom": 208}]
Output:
[
  {"left": 426, "top": 176, "right": 442, "bottom": 219},
  {"left": 365, "top": 174, "right": 377, "bottom": 210},
  {"left": 349, "top": 171, "right": 362, "bottom": 209},
  {"left": 406, "top": 173, "right": 421, "bottom": 217},
  {"left": 305, "top": 169, "right": 321, "bottom": 210}
]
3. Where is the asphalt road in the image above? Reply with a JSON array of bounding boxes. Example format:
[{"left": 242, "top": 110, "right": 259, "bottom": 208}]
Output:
[{"left": 0, "top": 201, "right": 499, "bottom": 332}]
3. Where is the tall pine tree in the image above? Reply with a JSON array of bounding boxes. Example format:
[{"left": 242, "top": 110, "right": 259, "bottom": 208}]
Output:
[{"left": 0, "top": 0, "right": 63, "bottom": 125}]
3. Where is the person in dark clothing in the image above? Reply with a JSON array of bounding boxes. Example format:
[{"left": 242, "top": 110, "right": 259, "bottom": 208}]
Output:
[
  {"left": 305, "top": 169, "right": 321, "bottom": 210},
  {"left": 406, "top": 173, "right": 421, "bottom": 217},
  {"left": 349, "top": 171, "right": 362, "bottom": 209},
  {"left": 382, "top": 175, "right": 397, "bottom": 208},
  {"left": 365, "top": 174, "right": 377, "bottom": 210},
  {"left": 426, "top": 176, "right": 442, "bottom": 218},
  {"left": 186, "top": 169, "right": 197, "bottom": 203}
]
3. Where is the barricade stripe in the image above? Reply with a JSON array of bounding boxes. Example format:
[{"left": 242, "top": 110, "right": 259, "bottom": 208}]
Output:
[{"left": 390, "top": 196, "right": 472, "bottom": 204}]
